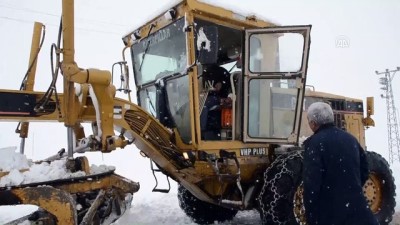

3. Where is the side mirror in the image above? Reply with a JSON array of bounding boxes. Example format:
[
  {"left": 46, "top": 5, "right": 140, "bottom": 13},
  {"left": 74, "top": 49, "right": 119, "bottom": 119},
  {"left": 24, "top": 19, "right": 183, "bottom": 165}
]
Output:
[
  {"left": 363, "top": 97, "right": 375, "bottom": 128},
  {"left": 367, "top": 97, "right": 374, "bottom": 116},
  {"left": 197, "top": 26, "right": 218, "bottom": 65}
]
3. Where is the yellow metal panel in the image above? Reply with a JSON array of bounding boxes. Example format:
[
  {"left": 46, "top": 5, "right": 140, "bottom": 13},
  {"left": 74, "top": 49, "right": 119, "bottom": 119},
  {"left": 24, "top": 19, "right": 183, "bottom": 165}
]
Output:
[
  {"left": 345, "top": 114, "right": 366, "bottom": 148},
  {"left": 367, "top": 97, "right": 374, "bottom": 115},
  {"left": 186, "top": 0, "right": 274, "bottom": 28},
  {"left": 11, "top": 187, "right": 77, "bottom": 225}
]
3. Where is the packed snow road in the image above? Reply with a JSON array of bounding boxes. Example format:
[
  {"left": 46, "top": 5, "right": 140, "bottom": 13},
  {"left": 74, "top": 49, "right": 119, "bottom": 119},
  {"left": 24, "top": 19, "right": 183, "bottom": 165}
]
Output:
[{"left": 112, "top": 192, "right": 261, "bottom": 225}]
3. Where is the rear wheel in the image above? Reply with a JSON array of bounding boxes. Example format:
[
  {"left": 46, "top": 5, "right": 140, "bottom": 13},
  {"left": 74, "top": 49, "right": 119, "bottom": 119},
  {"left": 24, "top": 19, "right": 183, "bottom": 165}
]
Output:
[
  {"left": 177, "top": 185, "right": 238, "bottom": 224},
  {"left": 258, "top": 151, "right": 303, "bottom": 225},
  {"left": 363, "top": 151, "right": 396, "bottom": 225}
]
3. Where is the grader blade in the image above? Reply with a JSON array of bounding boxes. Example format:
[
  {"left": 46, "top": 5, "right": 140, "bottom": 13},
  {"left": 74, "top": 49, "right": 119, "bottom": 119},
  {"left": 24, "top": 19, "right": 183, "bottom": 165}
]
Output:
[
  {"left": 0, "top": 169, "right": 139, "bottom": 225},
  {"left": 0, "top": 186, "right": 77, "bottom": 224}
]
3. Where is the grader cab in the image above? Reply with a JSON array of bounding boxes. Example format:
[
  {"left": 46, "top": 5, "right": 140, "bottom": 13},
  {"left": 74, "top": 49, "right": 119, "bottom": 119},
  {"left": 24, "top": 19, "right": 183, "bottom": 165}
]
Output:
[{"left": 0, "top": 0, "right": 395, "bottom": 224}]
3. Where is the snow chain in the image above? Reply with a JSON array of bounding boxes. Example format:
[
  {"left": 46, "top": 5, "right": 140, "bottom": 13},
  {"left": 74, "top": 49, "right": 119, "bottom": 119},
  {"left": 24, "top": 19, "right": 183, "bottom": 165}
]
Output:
[{"left": 258, "top": 151, "right": 304, "bottom": 225}]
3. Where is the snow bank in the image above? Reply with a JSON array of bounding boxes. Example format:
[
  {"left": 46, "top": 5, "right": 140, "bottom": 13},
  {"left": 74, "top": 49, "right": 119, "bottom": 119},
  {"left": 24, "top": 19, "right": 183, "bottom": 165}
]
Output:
[
  {"left": 90, "top": 164, "right": 116, "bottom": 174},
  {"left": 0, "top": 147, "right": 30, "bottom": 172},
  {"left": 0, "top": 150, "right": 115, "bottom": 187},
  {"left": 0, "top": 159, "right": 86, "bottom": 187}
]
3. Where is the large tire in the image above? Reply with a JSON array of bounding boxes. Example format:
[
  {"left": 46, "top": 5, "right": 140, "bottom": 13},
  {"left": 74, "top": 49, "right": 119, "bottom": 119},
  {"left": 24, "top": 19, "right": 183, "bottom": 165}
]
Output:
[
  {"left": 363, "top": 151, "right": 396, "bottom": 225},
  {"left": 177, "top": 185, "right": 238, "bottom": 224},
  {"left": 258, "top": 151, "right": 303, "bottom": 225}
]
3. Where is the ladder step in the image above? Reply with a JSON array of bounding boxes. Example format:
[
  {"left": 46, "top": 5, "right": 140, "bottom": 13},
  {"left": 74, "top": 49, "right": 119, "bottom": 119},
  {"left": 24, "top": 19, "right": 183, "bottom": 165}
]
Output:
[
  {"left": 152, "top": 188, "right": 170, "bottom": 193},
  {"left": 150, "top": 159, "right": 171, "bottom": 193}
]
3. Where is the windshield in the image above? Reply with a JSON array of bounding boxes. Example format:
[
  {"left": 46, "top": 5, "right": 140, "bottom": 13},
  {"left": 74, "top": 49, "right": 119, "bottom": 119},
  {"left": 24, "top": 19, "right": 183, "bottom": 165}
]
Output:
[{"left": 132, "top": 18, "right": 187, "bottom": 85}]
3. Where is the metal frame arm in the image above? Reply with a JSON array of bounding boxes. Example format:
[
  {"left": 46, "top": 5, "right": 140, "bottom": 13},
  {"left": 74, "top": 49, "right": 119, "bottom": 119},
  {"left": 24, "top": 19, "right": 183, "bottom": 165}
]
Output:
[{"left": 61, "top": 0, "right": 126, "bottom": 152}]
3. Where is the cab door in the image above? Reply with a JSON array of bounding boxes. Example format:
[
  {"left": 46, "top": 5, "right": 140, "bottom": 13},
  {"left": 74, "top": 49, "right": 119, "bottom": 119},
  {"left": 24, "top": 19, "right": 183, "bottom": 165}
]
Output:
[{"left": 243, "top": 25, "right": 311, "bottom": 144}]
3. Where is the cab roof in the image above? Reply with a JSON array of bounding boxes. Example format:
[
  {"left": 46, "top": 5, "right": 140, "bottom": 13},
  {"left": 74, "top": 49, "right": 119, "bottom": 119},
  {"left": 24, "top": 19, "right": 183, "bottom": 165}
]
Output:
[{"left": 122, "top": 0, "right": 277, "bottom": 46}]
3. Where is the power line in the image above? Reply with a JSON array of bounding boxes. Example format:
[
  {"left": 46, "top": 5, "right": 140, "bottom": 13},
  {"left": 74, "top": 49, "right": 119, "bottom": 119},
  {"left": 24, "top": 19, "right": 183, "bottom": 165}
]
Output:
[
  {"left": 0, "top": 15, "right": 34, "bottom": 24},
  {"left": 0, "top": 16, "right": 122, "bottom": 36},
  {"left": 0, "top": 4, "right": 59, "bottom": 17},
  {"left": 0, "top": 3, "right": 130, "bottom": 28}
]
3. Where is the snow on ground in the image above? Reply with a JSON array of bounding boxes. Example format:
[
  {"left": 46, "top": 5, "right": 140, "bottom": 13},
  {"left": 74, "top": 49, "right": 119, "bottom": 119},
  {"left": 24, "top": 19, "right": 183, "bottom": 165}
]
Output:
[
  {"left": 0, "top": 205, "right": 37, "bottom": 224},
  {"left": 113, "top": 192, "right": 197, "bottom": 225},
  {"left": 112, "top": 190, "right": 261, "bottom": 225}
]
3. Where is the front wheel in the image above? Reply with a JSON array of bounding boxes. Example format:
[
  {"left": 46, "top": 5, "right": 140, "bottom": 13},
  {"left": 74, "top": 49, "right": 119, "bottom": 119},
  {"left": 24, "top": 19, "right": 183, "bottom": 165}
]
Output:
[{"left": 177, "top": 185, "right": 238, "bottom": 224}]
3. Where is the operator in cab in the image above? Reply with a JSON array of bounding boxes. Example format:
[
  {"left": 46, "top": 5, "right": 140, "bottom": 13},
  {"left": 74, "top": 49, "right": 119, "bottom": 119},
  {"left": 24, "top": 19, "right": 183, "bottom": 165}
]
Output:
[{"left": 200, "top": 64, "right": 231, "bottom": 140}]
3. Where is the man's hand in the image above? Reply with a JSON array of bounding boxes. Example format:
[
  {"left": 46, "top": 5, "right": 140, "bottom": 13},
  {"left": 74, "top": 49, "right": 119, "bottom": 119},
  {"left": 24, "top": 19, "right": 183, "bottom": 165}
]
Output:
[{"left": 220, "top": 97, "right": 232, "bottom": 106}]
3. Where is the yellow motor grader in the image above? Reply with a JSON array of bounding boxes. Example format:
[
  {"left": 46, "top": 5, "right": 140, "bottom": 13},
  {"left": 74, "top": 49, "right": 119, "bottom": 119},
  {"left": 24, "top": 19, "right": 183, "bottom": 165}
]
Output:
[{"left": 0, "top": 0, "right": 395, "bottom": 224}]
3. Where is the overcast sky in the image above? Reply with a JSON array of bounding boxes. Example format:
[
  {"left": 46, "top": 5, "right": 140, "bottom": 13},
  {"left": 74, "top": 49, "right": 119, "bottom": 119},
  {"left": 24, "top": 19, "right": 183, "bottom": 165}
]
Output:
[{"left": 1, "top": 0, "right": 400, "bottom": 203}]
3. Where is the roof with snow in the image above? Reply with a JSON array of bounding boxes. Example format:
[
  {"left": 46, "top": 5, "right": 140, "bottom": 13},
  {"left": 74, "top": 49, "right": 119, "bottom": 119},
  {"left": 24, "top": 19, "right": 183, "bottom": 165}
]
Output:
[{"left": 122, "top": 0, "right": 277, "bottom": 45}]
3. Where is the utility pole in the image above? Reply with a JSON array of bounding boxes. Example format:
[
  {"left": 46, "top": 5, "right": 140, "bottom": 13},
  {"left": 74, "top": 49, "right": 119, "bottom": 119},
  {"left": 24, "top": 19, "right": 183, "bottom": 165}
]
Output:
[{"left": 376, "top": 67, "right": 400, "bottom": 163}]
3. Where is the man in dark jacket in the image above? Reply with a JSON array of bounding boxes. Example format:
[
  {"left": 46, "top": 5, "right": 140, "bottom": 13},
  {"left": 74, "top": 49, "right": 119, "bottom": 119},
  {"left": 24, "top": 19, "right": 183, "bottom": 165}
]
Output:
[{"left": 303, "top": 102, "right": 378, "bottom": 225}]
